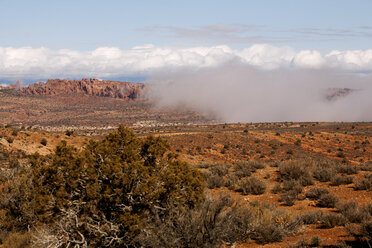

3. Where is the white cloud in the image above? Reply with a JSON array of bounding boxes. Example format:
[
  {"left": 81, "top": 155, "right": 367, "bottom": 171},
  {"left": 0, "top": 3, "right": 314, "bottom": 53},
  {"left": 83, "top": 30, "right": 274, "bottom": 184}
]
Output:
[
  {"left": 240, "top": 44, "right": 295, "bottom": 69},
  {"left": 293, "top": 50, "right": 326, "bottom": 68},
  {"left": 1, "top": 44, "right": 372, "bottom": 79}
]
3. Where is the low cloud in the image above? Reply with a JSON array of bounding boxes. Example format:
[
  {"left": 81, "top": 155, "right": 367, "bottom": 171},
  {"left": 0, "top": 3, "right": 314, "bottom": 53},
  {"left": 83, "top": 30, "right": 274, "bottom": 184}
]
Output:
[
  {"left": 1, "top": 44, "right": 372, "bottom": 81},
  {"left": 147, "top": 63, "right": 372, "bottom": 122}
]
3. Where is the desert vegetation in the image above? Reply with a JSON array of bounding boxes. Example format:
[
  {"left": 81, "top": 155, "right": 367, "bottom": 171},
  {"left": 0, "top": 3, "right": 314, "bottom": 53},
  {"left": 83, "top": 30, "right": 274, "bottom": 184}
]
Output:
[{"left": 0, "top": 122, "right": 370, "bottom": 247}]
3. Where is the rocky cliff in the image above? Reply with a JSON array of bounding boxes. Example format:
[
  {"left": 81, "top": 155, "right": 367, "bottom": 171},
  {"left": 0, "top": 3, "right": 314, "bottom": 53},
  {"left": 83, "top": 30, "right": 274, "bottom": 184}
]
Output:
[{"left": 17, "top": 78, "right": 145, "bottom": 100}]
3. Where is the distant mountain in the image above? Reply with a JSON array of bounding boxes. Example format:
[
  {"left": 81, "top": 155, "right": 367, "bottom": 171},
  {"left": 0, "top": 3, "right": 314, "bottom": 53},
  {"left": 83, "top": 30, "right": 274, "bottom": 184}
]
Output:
[{"left": 4, "top": 78, "right": 146, "bottom": 100}]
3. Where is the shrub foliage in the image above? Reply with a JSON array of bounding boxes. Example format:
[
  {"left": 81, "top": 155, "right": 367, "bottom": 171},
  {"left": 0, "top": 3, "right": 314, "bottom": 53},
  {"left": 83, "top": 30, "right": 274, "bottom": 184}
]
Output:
[{"left": 2, "top": 125, "right": 205, "bottom": 247}]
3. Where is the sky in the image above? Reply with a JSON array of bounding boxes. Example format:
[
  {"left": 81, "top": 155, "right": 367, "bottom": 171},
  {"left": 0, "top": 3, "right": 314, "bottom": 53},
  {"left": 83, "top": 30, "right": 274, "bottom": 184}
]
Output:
[
  {"left": 1, "top": 0, "right": 372, "bottom": 81},
  {"left": 1, "top": 0, "right": 372, "bottom": 51}
]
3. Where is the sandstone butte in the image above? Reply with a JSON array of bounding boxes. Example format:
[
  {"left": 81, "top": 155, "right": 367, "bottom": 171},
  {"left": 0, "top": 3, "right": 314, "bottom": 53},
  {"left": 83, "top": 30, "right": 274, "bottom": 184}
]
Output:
[{"left": 2, "top": 78, "right": 146, "bottom": 100}]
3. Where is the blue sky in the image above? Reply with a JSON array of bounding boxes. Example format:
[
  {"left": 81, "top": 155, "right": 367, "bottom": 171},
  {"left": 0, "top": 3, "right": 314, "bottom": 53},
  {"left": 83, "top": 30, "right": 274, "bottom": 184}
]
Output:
[{"left": 1, "top": 0, "right": 372, "bottom": 51}]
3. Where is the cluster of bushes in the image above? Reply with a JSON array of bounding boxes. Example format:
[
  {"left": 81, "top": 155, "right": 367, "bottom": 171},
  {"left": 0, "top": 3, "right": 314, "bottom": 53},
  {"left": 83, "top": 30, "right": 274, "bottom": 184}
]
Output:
[
  {"left": 289, "top": 236, "right": 323, "bottom": 248},
  {"left": 237, "top": 177, "right": 267, "bottom": 195},
  {"left": 336, "top": 202, "right": 372, "bottom": 242},
  {"left": 234, "top": 160, "right": 266, "bottom": 178},
  {"left": 203, "top": 160, "right": 268, "bottom": 196},
  {"left": 140, "top": 195, "right": 300, "bottom": 246},
  {"left": 0, "top": 126, "right": 205, "bottom": 247},
  {"left": 305, "top": 188, "right": 339, "bottom": 208},
  {"left": 272, "top": 159, "right": 371, "bottom": 207},
  {"left": 0, "top": 126, "right": 299, "bottom": 247},
  {"left": 360, "top": 162, "right": 372, "bottom": 172},
  {"left": 354, "top": 173, "right": 372, "bottom": 191},
  {"left": 298, "top": 201, "right": 372, "bottom": 243},
  {"left": 203, "top": 164, "right": 230, "bottom": 189},
  {"left": 231, "top": 161, "right": 267, "bottom": 195}
]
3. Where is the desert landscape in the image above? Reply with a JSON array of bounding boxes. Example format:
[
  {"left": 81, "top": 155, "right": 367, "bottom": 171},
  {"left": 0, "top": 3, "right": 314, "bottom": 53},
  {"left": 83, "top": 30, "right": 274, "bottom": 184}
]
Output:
[
  {"left": 1, "top": 1, "right": 371, "bottom": 247},
  {"left": 0, "top": 80, "right": 371, "bottom": 247}
]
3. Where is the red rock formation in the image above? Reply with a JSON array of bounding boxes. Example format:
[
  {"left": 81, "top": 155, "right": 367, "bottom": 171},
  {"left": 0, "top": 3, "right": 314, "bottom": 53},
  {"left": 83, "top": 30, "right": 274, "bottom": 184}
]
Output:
[{"left": 18, "top": 78, "right": 145, "bottom": 100}]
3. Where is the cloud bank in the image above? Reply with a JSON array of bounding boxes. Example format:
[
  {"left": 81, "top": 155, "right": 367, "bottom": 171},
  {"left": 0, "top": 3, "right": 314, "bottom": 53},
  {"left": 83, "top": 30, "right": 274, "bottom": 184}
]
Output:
[
  {"left": 1, "top": 44, "right": 372, "bottom": 80},
  {"left": 147, "top": 63, "right": 372, "bottom": 122}
]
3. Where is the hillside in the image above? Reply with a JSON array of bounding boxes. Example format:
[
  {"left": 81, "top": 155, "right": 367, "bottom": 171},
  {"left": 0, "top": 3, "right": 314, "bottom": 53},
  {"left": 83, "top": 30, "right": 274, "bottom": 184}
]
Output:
[{"left": 0, "top": 79, "right": 214, "bottom": 128}]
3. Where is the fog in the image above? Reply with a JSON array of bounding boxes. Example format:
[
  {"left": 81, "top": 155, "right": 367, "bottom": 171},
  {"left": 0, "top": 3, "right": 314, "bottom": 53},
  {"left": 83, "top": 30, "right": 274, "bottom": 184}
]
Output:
[{"left": 146, "top": 62, "right": 372, "bottom": 123}]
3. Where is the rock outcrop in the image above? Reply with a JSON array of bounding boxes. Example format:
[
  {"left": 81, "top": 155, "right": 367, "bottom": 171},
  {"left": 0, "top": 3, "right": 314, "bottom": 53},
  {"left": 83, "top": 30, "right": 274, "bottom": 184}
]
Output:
[
  {"left": 17, "top": 78, "right": 145, "bottom": 100},
  {"left": 324, "top": 88, "right": 355, "bottom": 101}
]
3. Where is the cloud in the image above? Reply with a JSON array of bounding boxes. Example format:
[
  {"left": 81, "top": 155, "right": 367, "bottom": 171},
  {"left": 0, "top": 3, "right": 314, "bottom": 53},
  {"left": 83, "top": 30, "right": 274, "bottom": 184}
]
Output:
[
  {"left": 140, "top": 25, "right": 289, "bottom": 44},
  {"left": 147, "top": 63, "right": 372, "bottom": 122},
  {"left": 141, "top": 25, "right": 372, "bottom": 45},
  {"left": 286, "top": 27, "right": 372, "bottom": 38},
  {"left": 293, "top": 50, "right": 326, "bottom": 68},
  {"left": 1, "top": 44, "right": 372, "bottom": 81}
]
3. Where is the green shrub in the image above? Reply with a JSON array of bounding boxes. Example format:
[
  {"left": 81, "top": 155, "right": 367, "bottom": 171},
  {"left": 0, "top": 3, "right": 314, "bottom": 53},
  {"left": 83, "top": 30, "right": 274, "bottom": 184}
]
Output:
[
  {"left": 336, "top": 241, "right": 352, "bottom": 248},
  {"left": 238, "top": 177, "right": 266, "bottom": 195},
  {"left": 278, "top": 161, "right": 313, "bottom": 186},
  {"left": 9, "top": 159, "right": 20, "bottom": 169},
  {"left": 255, "top": 224, "right": 284, "bottom": 244},
  {"left": 248, "top": 160, "right": 266, "bottom": 170},
  {"left": 360, "top": 220, "right": 372, "bottom": 240},
  {"left": 313, "top": 167, "right": 336, "bottom": 182},
  {"left": 310, "top": 236, "right": 322, "bottom": 247},
  {"left": 299, "top": 211, "right": 325, "bottom": 224},
  {"left": 282, "top": 180, "right": 304, "bottom": 194},
  {"left": 360, "top": 162, "right": 372, "bottom": 171},
  {"left": 317, "top": 193, "right": 339, "bottom": 208},
  {"left": 305, "top": 188, "right": 329, "bottom": 200},
  {"left": 40, "top": 138, "right": 47, "bottom": 146},
  {"left": 354, "top": 174, "right": 372, "bottom": 191},
  {"left": 65, "top": 130, "right": 74, "bottom": 136},
  {"left": 360, "top": 204, "right": 372, "bottom": 218},
  {"left": 337, "top": 164, "right": 359, "bottom": 175},
  {"left": 233, "top": 162, "right": 255, "bottom": 178},
  {"left": 204, "top": 172, "right": 225, "bottom": 189},
  {"left": 337, "top": 202, "right": 365, "bottom": 223},
  {"left": 271, "top": 184, "right": 282, "bottom": 194},
  {"left": 224, "top": 174, "right": 238, "bottom": 190},
  {"left": 294, "top": 238, "right": 308, "bottom": 248},
  {"left": 320, "top": 213, "right": 346, "bottom": 228},
  {"left": 336, "top": 152, "right": 345, "bottom": 158},
  {"left": 4, "top": 125, "right": 205, "bottom": 247},
  {"left": 331, "top": 175, "right": 354, "bottom": 186},
  {"left": 138, "top": 194, "right": 300, "bottom": 247},
  {"left": 11, "top": 130, "right": 18, "bottom": 136},
  {"left": 280, "top": 191, "right": 298, "bottom": 206},
  {"left": 210, "top": 164, "right": 229, "bottom": 177},
  {"left": 196, "top": 163, "right": 216, "bottom": 169}
]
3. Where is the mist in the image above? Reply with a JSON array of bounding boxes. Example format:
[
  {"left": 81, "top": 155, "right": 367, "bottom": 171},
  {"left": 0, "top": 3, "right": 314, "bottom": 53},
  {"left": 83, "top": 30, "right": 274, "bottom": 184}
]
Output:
[{"left": 146, "top": 62, "right": 372, "bottom": 123}]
